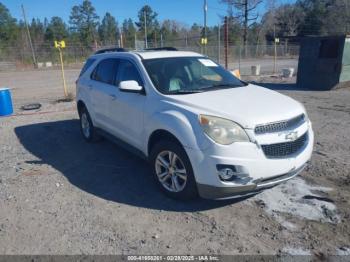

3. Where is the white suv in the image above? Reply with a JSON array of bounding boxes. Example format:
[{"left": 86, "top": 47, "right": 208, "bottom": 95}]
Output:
[{"left": 76, "top": 48, "right": 314, "bottom": 200}]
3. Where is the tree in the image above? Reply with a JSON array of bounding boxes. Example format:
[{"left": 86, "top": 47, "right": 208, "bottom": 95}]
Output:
[
  {"left": 45, "top": 17, "right": 68, "bottom": 42},
  {"left": 122, "top": 18, "right": 136, "bottom": 48},
  {"left": 0, "top": 2, "right": 18, "bottom": 47},
  {"left": 29, "top": 18, "right": 45, "bottom": 49},
  {"left": 261, "top": 3, "right": 305, "bottom": 39},
  {"left": 297, "top": 0, "right": 350, "bottom": 35},
  {"left": 69, "top": 0, "right": 99, "bottom": 47},
  {"left": 296, "top": 0, "right": 329, "bottom": 35},
  {"left": 221, "top": 0, "right": 262, "bottom": 56},
  {"left": 322, "top": 0, "right": 350, "bottom": 34},
  {"left": 161, "top": 20, "right": 180, "bottom": 43},
  {"left": 135, "top": 5, "right": 159, "bottom": 44},
  {"left": 98, "top": 12, "right": 118, "bottom": 46},
  {"left": 186, "top": 23, "right": 202, "bottom": 46},
  {"left": 276, "top": 4, "right": 305, "bottom": 37}
]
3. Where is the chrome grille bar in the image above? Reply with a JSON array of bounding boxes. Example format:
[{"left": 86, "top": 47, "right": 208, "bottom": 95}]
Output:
[{"left": 255, "top": 114, "right": 305, "bottom": 135}]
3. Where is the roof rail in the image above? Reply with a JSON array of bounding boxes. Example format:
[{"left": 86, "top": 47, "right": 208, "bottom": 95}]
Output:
[
  {"left": 94, "top": 47, "right": 127, "bottom": 55},
  {"left": 144, "top": 47, "right": 178, "bottom": 51}
]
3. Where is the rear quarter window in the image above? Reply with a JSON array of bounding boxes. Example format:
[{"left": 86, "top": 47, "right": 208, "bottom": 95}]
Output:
[{"left": 79, "top": 58, "right": 96, "bottom": 77}]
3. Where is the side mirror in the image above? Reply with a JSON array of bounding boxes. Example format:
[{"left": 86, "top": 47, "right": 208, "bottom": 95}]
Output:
[{"left": 119, "top": 80, "right": 143, "bottom": 93}]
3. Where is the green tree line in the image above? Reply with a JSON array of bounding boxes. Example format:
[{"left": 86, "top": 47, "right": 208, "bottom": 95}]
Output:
[{"left": 0, "top": 0, "right": 349, "bottom": 63}]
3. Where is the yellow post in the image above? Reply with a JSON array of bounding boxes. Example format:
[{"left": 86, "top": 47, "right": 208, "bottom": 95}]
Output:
[
  {"left": 55, "top": 40, "right": 68, "bottom": 97},
  {"left": 58, "top": 47, "right": 68, "bottom": 97}
]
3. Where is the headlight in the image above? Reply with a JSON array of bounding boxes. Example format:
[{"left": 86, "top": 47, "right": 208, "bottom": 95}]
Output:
[{"left": 199, "top": 115, "right": 250, "bottom": 145}]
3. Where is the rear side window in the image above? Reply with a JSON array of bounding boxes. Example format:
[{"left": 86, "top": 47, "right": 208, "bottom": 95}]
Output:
[
  {"left": 117, "top": 60, "right": 143, "bottom": 86},
  {"left": 91, "top": 58, "right": 118, "bottom": 85},
  {"left": 80, "top": 58, "right": 96, "bottom": 77}
]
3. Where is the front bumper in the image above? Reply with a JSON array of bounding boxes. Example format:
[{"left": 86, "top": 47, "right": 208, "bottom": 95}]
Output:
[
  {"left": 197, "top": 163, "right": 307, "bottom": 200},
  {"left": 185, "top": 124, "right": 314, "bottom": 200}
]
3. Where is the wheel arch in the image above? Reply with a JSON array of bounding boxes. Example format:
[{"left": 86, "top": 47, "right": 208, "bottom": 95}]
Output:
[
  {"left": 144, "top": 110, "right": 209, "bottom": 157},
  {"left": 147, "top": 129, "right": 184, "bottom": 157},
  {"left": 77, "top": 100, "right": 86, "bottom": 115}
]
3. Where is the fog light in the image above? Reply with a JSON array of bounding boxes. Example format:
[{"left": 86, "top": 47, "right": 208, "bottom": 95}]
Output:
[
  {"left": 218, "top": 168, "right": 235, "bottom": 181},
  {"left": 216, "top": 164, "right": 251, "bottom": 182}
]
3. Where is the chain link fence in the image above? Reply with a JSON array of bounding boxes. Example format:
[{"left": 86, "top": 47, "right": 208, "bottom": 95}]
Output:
[{"left": 0, "top": 39, "right": 299, "bottom": 76}]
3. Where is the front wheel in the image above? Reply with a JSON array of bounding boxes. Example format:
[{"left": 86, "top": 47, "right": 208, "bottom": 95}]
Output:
[{"left": 150, "top": 140, "right": 198, "bottom": 200}]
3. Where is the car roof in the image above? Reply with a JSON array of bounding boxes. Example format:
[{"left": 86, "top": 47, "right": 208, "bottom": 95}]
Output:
[
  {"left": 91, "top": 50, "right": 204, "bottom": 60},
  {"left": 133, "top": 50, "right": 203, "bottom": 60}
]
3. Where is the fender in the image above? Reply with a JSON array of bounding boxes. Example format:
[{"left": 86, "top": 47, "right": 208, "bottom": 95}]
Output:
[{"left": 143, "top": 109, "right": 211, "bottom": 155}]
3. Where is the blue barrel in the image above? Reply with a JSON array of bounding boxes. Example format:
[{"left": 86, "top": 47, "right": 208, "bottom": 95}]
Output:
[{"left": 0, "top": 88, "right": 13, "bottom": 116}]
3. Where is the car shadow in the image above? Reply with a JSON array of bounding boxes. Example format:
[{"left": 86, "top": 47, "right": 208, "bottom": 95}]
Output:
[{"left": 15, "top": 120, "right": 252, "bottom": 212}]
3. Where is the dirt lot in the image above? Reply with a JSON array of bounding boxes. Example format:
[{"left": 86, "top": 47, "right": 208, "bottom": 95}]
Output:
[{"left": 0, "top": 69, "right": 350, "bottom": 256}]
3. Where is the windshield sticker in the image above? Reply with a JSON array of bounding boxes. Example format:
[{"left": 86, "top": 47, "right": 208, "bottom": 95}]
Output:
[{"left": 198, "top": 59, "right": 218, "bottom": 67}]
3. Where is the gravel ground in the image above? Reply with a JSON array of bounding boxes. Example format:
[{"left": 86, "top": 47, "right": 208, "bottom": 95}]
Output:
[{"left": 0, "top": 70, "right": 349, "bottom": 256}]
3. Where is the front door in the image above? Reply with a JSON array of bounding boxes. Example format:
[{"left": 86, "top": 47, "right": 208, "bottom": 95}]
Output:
[{"left": 108, "top": 59, "right": 146, "bottom": 149}]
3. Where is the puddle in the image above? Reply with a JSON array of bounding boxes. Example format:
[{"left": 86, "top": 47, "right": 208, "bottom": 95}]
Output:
[
  {"left": 253, "top": 177, "right": 339, "bottom": 223},
  {"left": 337, "top": 247, "right": 350, "bottom": 255},
  {"left": 282, "top": 247, "right": 312, "bottom": 255}
]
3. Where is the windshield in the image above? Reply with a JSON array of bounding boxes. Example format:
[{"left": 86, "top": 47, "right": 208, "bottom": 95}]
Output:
[{"left": 142, "top": 57, "right": 246, "bottom": 94}]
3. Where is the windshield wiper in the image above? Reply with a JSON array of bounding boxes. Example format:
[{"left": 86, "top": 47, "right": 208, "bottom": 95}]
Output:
[
  {"left": 202, "top": 83, "right": 242, "bottom": 90},
  {"left": 168, "top": 89, "right": 204, "bottom": 94}
]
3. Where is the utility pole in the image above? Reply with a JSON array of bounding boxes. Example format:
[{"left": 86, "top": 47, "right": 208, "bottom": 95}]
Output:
[
  {"left": 224, "top": 16, "right": 228, "bottom": 69},
  {"left": 119, "top": 27, "right": 124, "bottom": 48},
  {"left": 204, "top": 0, "right": 208, "bottom": 55},
  {"left": 21, "top": 4, "right": 37, "bottom": 68},
  {"left": 218, "top": 23, "right": 221, "bottom": 64},
  {"left": 154, "top": 31, "right": 157, "bottom": 48},
  {"left": 160, "top": 33, "right": 163, "bottom": 47},
  {"left": 144, "top": 10, "right": 148, "bottom": 49},
  {"left": 273, "top": 24, "right": 277, "bottom": 74},
  {"left": 243, "top": 0, "right": 248, "bottom": 58}
]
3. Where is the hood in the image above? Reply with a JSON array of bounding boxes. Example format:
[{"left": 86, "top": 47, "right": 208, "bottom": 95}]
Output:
[{"left": 166, "top": 84, "right": 305, "bottom": 129}]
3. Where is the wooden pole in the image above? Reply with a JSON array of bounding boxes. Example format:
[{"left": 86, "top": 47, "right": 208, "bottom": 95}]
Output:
[
  {"left": 274, "top": 25, "right": 277, "bottom": 74},
  {"left": 204, "top": 0, "right": 208, "bottom": 55},
  {"left": 224, "top": 16, "right": 228, "bottom": 69},
  {"left": 21, "top": 4, "right": 37, "bottom": 68},
  {"left": 144, "top": 11, "right": 148, "bottom": 48},
  {"left": 218, "top": 23, "right": 221, "bottom": 64}
]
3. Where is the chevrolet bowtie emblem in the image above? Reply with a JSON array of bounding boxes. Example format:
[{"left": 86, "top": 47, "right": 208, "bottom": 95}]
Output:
[{"left": 285, "top": 131, "right": 298, "bottom": 141}]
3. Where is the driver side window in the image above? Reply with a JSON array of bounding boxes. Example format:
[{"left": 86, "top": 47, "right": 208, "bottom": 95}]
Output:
[{"left": 116, "top": 60, "right": 143, "bottom": 86}]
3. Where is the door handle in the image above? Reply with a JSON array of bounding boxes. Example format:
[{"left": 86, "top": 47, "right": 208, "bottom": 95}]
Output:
[
  {"left": 109, "top": 94, "right": 117, "bottom": 100},
  {"left": 87, "top": 84, "right": 93, "bottom": 90}
]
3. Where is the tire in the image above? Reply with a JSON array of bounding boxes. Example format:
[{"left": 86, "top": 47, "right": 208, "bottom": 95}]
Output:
[
  {"left": 150, "top": 140, "right": 198, "bottom": 200},
  {"left": 78, "top": 106, "right": 100, "bottom": 142}
]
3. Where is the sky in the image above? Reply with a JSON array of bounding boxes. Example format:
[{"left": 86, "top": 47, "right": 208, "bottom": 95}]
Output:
[{"left": 3, "top": 0, "right": 295, "bottom": 27}]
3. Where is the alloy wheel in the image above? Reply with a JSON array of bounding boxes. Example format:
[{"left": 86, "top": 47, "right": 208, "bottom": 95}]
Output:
[
  {"left": 155, "top": 150, "right": 187, "bottom": 192},
  {"left": 81, "top": 112, "right": 91, "bottom": 138}
]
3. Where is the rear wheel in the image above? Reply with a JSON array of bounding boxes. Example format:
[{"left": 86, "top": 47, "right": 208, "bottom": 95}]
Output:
[
  {"left": 150, "top": 140, "right": 198, "bottom": 200},
  {"left": 79, "top": 106, "right": 100, "bottom": 142}
]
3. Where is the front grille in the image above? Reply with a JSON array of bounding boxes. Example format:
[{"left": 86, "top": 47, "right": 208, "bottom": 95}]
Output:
[
  {"left": 261, "top": 132, "right": 308, "bottom": 158},
  {"left": 255, "top": 114, "right": 305, "bottom": 135}
]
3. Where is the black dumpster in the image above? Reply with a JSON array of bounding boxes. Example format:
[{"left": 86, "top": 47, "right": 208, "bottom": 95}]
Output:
[{"left": 297, "top": 35, "right": 350, "bottom": 90}]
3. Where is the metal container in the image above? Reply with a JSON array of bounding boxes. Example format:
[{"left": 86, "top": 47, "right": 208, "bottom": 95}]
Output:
[{"left": 297, "top": 35, "right": 350, "bottom": 90}]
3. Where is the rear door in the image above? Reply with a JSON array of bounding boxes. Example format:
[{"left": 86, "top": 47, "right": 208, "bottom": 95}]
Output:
[{"left": 89, "top": 58, "right": 119, "bottom": 131}]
